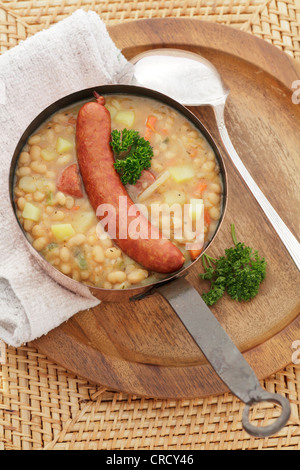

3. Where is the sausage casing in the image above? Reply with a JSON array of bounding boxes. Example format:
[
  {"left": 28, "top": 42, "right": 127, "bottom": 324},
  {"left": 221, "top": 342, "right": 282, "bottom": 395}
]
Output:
[{"left": 76, "top": 95, "right": 185, "bottom": 274}]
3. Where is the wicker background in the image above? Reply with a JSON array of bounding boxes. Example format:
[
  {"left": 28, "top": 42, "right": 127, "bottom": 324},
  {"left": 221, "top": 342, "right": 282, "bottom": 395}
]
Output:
[{"left": 0, "top": 0, "right": 299, "bottom": 450}]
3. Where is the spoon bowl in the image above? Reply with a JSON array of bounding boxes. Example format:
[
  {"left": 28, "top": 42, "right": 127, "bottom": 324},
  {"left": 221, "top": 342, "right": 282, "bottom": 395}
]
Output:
[
  {"left": 132, "top": 48, "right": 229, "bottom": 106},
  {"left": 131, "top": 48, "right": 300, "bottom": 271}
]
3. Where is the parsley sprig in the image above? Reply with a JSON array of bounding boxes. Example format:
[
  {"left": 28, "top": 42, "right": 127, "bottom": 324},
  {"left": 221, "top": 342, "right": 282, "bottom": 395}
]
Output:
[
  {"left": 110, "top": 129, "right": 153, "bottom": 185},
  {"left": 200, "top": 224, "right": 267, "bottom": 306}
]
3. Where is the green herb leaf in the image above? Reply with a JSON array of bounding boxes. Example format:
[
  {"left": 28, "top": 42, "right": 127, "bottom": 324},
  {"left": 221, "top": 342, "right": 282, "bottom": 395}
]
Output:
[
  {"left": 46, "top": 191, "right": 54, "bottom": 206},
  {"left": 46, "top": 242, "right": 58, "bottom": 251},
  {"left": 110, "top": 128, "right": 153, "bottom": 185},
  {"left": 199, "top": 224, "right": 267, "bottom": 306},
  {"left": 74, "top": 249, "right": 88, "bottom": 270}
]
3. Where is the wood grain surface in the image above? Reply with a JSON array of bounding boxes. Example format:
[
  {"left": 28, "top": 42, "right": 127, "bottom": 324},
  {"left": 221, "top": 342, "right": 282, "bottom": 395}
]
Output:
[{"left": 32, "top": 19, "right": 300, "bottom": 399}]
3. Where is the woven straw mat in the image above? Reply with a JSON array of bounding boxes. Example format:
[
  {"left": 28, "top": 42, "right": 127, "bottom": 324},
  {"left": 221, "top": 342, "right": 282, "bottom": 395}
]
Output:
[{"left": 0, "top": 0, "right": 300, "bottom": 451}]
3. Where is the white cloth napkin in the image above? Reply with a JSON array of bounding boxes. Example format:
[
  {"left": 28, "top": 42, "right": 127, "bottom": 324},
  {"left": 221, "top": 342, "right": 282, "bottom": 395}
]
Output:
[{"left": 0, "top": 10, "right": 134, "bottom": 347}]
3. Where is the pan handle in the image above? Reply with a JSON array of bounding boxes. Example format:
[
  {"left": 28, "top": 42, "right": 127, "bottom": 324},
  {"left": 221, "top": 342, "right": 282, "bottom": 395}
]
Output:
[
  {"left": 152, "top": 276, "right": 291, "bottom": 437},
  {"left": 241, "top": 388, "right": 291, "bottom": 438}
]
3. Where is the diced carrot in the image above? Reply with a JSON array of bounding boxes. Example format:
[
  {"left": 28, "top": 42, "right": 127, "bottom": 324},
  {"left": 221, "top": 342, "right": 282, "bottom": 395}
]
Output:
[
  {"left": 57, "top": 163, "right": 83, "bottom": 198},
  {"left": 67, "top": 117, "right": 77, "bottom": 125},
  {"left": 71, "top": 205, "right": 80, "bottom": 211},
  {"left": 189, "top": 249, "right": 202, "bottom": 260},
  {"left": 193, "top": 180, "right": 207, "bottom": 197},
  {"left": 145, "top": 129, "right": 152, "bottom": 141},
  {"left": 204, "top": 208, "right": 211, "bottom": 226},
  {"left": 189, "top": 148, "right": 198, "bottom": 159},
  {"left": 146, "top": 115, "right": 157, "bottom": 131},
  {"left": 145, "top": 115, "right": 157, "bottom": 141}
]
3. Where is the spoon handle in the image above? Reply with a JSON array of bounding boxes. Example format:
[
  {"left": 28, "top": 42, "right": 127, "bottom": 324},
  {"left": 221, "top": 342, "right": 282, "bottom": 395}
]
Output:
[{"left": 213, "top": 102, "right": 300, "bottom": 271}]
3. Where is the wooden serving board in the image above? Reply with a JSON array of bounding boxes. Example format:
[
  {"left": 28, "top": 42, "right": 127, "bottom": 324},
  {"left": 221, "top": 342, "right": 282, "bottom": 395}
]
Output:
[{"left": 32, "top": 19, "right": 300, "bottom": 399}]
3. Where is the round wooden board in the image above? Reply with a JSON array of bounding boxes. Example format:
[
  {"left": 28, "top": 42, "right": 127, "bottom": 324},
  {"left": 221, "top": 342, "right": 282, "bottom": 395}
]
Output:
[{"left": 32, "top": 19, "right": 300, "bottom": 399}]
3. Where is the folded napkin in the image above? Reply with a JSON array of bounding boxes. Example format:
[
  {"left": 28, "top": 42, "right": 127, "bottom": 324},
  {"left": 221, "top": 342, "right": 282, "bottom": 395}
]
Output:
[{"left": 0, "top": 10, "right": 134, "bottom": 347}]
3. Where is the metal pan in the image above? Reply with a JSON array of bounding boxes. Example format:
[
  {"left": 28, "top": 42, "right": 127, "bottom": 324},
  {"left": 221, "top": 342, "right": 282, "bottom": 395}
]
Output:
[{"left": 8, "top": 85, "right": 290, "bottom": 437}]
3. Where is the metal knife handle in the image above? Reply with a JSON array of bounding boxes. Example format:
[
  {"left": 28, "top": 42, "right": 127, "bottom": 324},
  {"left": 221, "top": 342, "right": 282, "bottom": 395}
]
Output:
[
  {"left": 157, "top": 276, "right": 290, "bottom": 437},
  {"left": 213, "top": 102, "right": 300, "bottom": 271}
]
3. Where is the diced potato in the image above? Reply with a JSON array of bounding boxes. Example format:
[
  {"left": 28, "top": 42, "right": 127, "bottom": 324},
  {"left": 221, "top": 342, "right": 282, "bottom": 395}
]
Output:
[
  {"left": 56, "top": 137, "right": 74, "bottom": 154},
  {"left": 189, "top": 198, "right": 204, "bottom": 221},
  {"left": 18, "top": 176, "right": 37, "bottom": 193},
  {"left": 164, "top": 190, "right": 187, "bottom": 206},
  {"left": 22, "top": 202, "right": 41, "bottom": 222},
  {"left": 115, "top": 110, "right": 135, "bottom": 128},
  {"left": 51, "top": 223, "right": 75, "bottom": 242},
  {"left": 105, "top": 104, "right": 118, "bottom": 119},
  {"left": 41, "top": 147, "right": 57, "bottom": 161},
  {"left": 169, "top": 165, "right": 195, "bottom": 182},
  {"left": 72, "top": 211, "right": 96, "bottom": 234}
]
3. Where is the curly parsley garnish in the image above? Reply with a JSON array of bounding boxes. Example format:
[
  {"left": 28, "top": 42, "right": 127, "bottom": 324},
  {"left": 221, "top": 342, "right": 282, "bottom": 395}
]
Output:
[
  {"left": 200, "top": 224, "right": 267, "bottom": 306},
  {"left": 110, "top": 129, "right": 153, "bottom": 185}
]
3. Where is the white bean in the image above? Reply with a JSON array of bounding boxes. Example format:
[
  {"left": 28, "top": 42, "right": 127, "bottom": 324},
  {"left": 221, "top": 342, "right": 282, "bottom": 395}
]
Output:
[
  {"left": 65, "top": 196, "right": 74, "bottom": 209},
  {"left": 208, "top": 192, "right": 220, "bottom": 205},
  {"left": 105, "top": 247, "right": 121, "bottom": 259},
  {"left": 202, "top": 161, "right": 215, "bottom": 172},
  {"left": 32, "top": 225, "right": 46, "bottom": 238},
  {"left": 54, "top": 124, "right": 63, "bottom": 133},
  {"left": 17, "top": 197, "right": 26, "bottom": 211},
  {"left": 30, "top": 145, "right": 41, "bottom": 161},
  {"left": 33, "top": 191, "right": 45, "bottom": 202},
  {"left": 45, "top": 128, "right": 55, "bottom": 143},
  {"left": 61, "top": 263, "right": 71, "bottom": 274},
  {"left": 32, "top": 237, "right": 47, "bottom": 251},
  {"left": 100, "top": 236, "right": 113, "bottom": 249},
  {"left": 68, "top": 234, "right": 86, "bottom": 246},
  {"left": 127, "top": 269, "right": 148, "bottom": 284},
  {"left": 45, "top": 170, "right": 56, "bottom": 179},
  {"left": 56, "top": 192, "right": 66, "bottom": 206},
  {"left": 28, "top": 134, "right": 41, "bottom": 145},
  {"left": 19, "top": 176, "right": 37, "bottom": 193},
  {"left": 209, "top": 182, "right": 222, "bottom": 193},
  {"left": 17, "top": 167, "right": 31, "bottom": 177},
  {"left": 92, "top": 245, "right": 105, "bottom": 263},
  {"left": 23, "top": 219, "right": 34, "bottom": 232},
  {"left": 57, "top": 154, "right": 72, "bottom": 166},
  {"left": 19, "top": 152, "right": 30, "bottom": 165},
  {"left": 30, "top": 161, "right": 47, "bottom": 174},
  {"left": 80, "top": 270, "right": 90, "bottom": 280},
  {"left": 107, "top": 271, "right": 127, "bottom": 284},
  {"left": 52, "top": 210, "right": 65, "bottom": 221},
  {"left": 209, "top": 206, "right": 220, "bottom": 221},
  {"left": 59, "top": 247, "right": 70, "bottom": 262},
  {"left": 103, "top": 281, "right": 113, "bottom": 289}
]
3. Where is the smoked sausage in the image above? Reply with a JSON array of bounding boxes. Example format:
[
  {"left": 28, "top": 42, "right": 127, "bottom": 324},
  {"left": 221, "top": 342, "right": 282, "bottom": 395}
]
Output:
[
  {"left": 57, "top": 163, "right": 83, "bottom": 198},
  {"left": 76, "top": 93, "right": 185, "bottom": 274}
]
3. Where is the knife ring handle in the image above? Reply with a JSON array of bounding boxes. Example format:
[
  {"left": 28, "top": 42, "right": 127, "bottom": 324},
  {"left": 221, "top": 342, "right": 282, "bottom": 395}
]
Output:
[{"left": 242, "top": 390, "right": 291, "bottom": 438}]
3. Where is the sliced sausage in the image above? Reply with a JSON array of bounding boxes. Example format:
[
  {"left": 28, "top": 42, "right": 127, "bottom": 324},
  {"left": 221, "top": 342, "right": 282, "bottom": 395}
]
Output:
[{"left": 57, "top": 163, "right": 83, "bottom": 198}]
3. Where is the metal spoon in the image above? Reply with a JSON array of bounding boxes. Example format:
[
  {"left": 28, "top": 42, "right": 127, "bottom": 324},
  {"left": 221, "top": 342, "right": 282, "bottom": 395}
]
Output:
[{"left": 131, "top": 48, "right": 300, "bottom": 271}]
